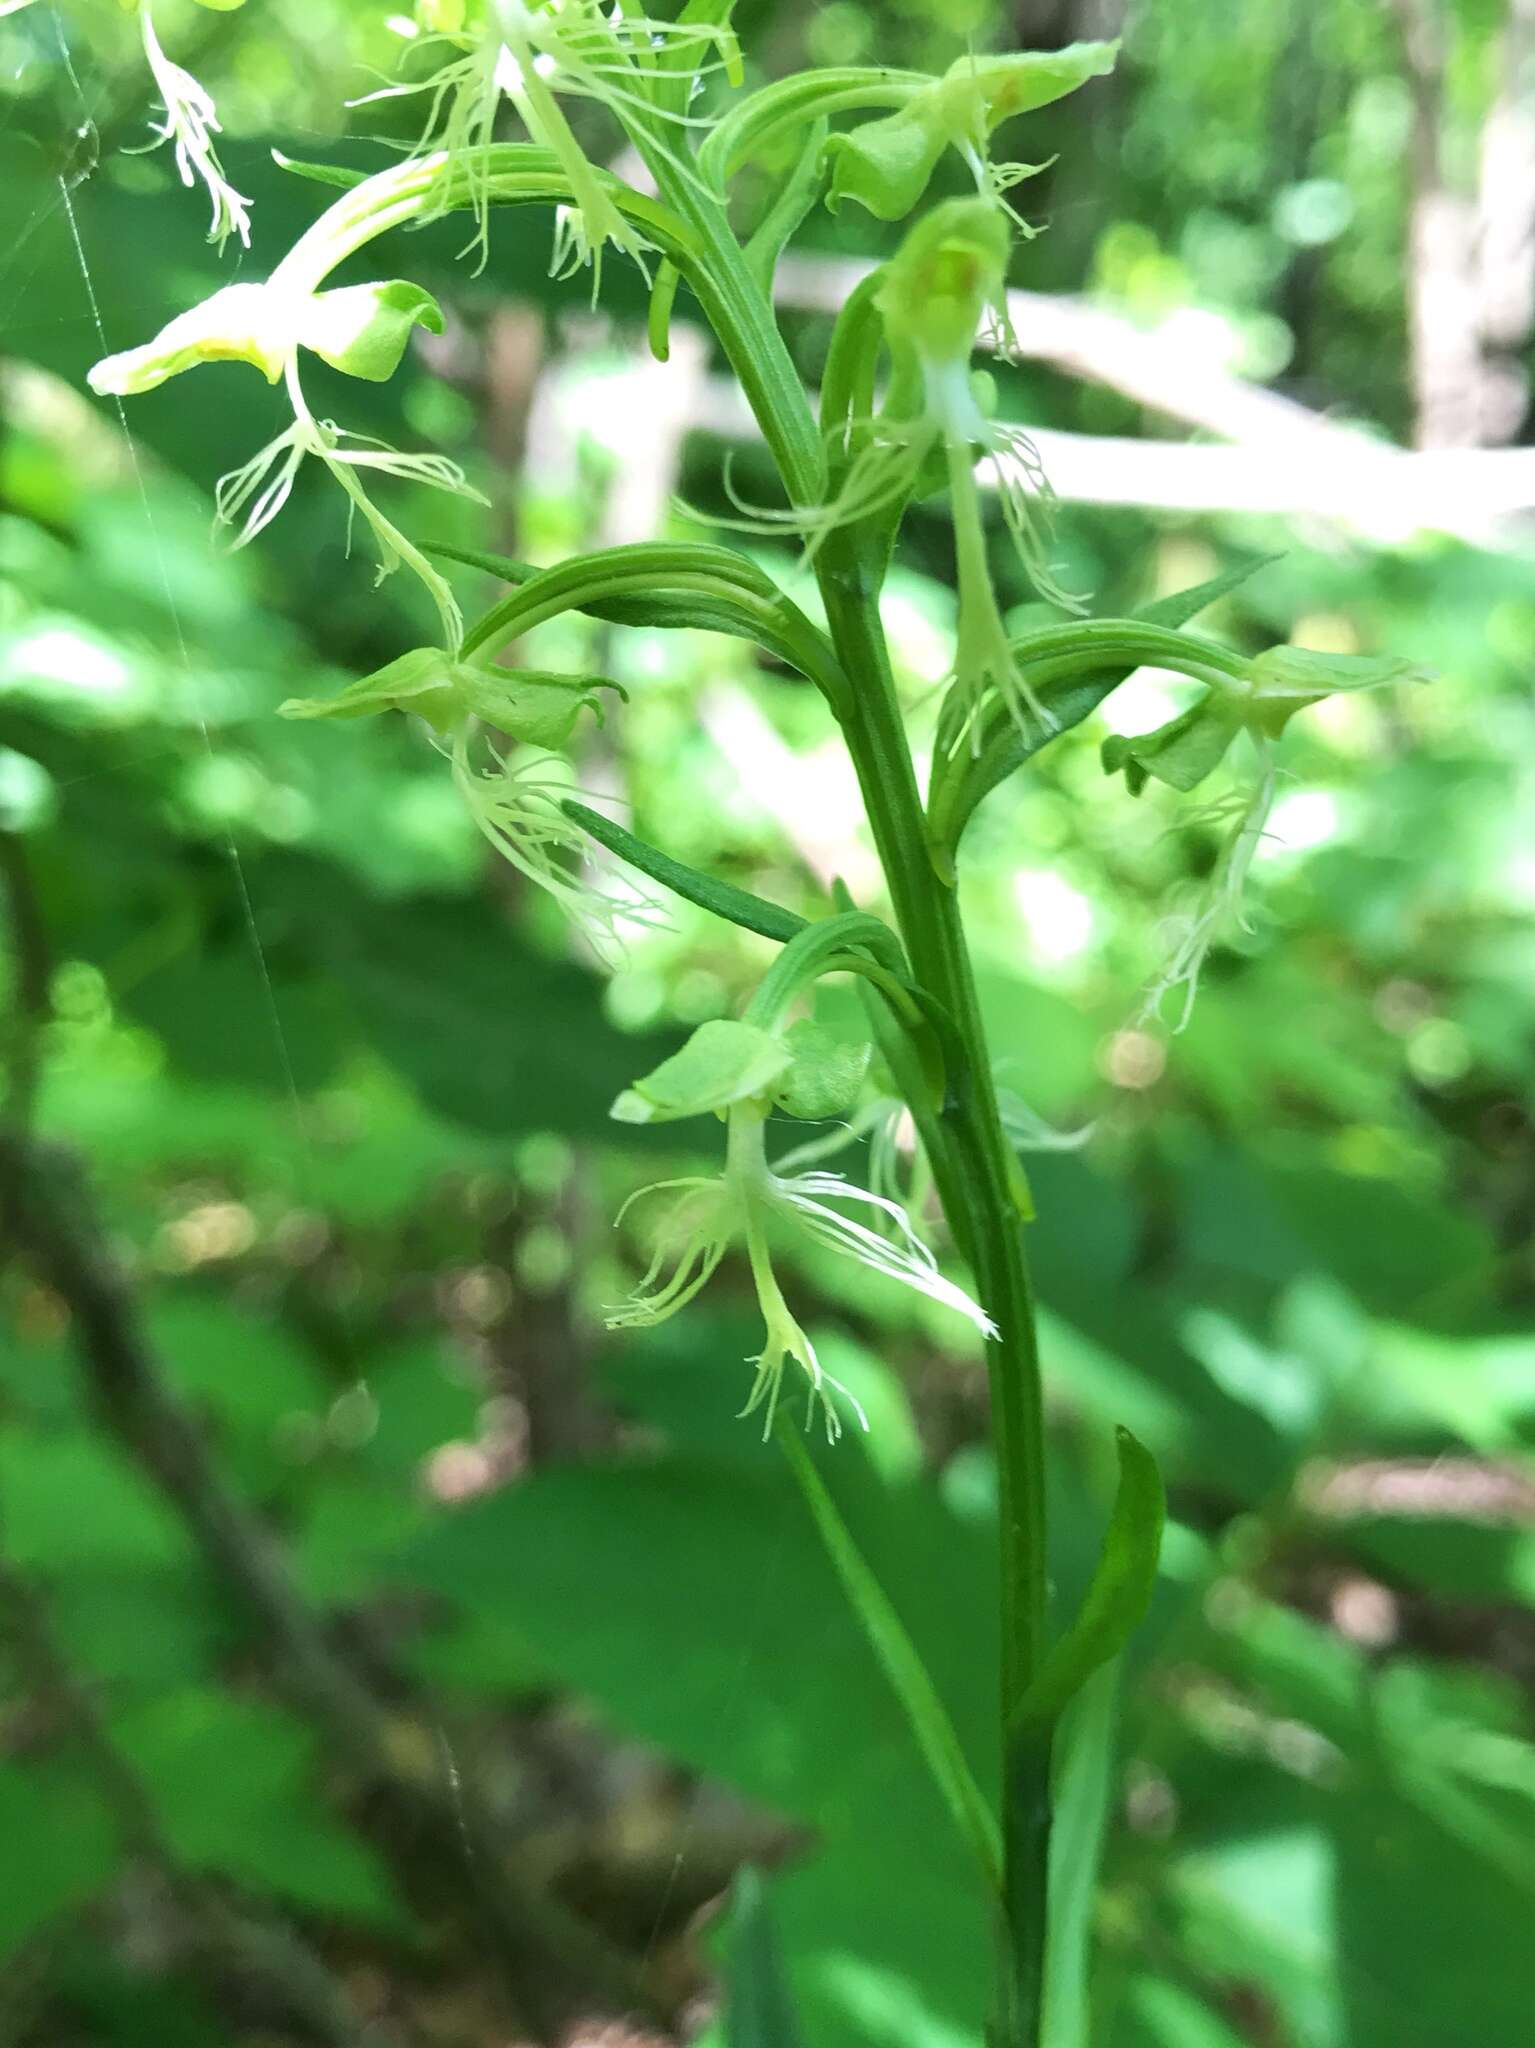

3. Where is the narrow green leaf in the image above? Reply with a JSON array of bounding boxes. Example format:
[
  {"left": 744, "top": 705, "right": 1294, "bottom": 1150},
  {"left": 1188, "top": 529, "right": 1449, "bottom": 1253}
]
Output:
[
  {"left": 1135, "top": 552, "right": 1285, "bottom": 630},
  {"left": 561, "top": 801, "right": 806, "bottom": 944},
  {"left": 1011, "top": 1429, "right": 1164, "bottom": 1735},
  {"left": 775, "top": 1417, "right": 1002, "bottom": 1890},
  {"left": 1041, "top": 1663, "right": 1120, "bottom": 2048},
  {"left": 270, "top": 150, "right": 367, "bottom": 189},
  {"left": 722, "top": 1866, "right": 804, "bottom": 2048}
]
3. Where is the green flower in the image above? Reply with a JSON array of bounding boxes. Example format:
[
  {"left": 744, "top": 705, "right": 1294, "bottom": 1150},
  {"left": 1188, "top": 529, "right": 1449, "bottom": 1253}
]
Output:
[
  {"left": 825, "top": 42, "right": 1118, "bottom": 222},
  {"left": 280, "top": 646, "right": 612, "bottom": 749},
  {"left": 89, "top": 276, "right": 469, "bottom": 639},
  {"left": 358, "top": 0, "right": 734, "bottom": 283},
  {"left": 713, "top": 198, "right": 1082, "bottom": 737},
  {"left": 608, "top": 1022, "right": 991, "bottom": 1441},
  {"left": 1104, "top": 645, "right": 1429, "bottom": 1026},
  {"left": 281, "top": 648, "right": 643, "bottom": 951},
  {"left": 88, "top": 279, "right": 444, "bottom": 397}
]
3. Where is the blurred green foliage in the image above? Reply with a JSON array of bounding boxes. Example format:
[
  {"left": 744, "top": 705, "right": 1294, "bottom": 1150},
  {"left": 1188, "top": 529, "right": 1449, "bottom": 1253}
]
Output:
[{"left": 3, "top": 2, "right": 1534, "bottom": 2046}]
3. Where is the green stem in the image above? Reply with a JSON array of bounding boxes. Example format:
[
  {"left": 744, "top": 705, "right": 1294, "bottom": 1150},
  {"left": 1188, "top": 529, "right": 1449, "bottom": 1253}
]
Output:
[
  {"left": 645, "top": 150, "right": 1054, "bottom": 2042},
  {"left": 810, "top": 523, "right": 1053, "bottom": 2045}
]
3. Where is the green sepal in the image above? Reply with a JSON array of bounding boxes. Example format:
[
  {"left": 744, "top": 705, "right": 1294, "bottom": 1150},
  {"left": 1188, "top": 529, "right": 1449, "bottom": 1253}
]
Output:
[
  {"left": 771, "top": 1021, "right": 873, "bottom": 1121},
  {"left": 1101, "top": 698, "right": 1243, "bottom": 795},
  {"left": 296, "top": 280, "right": 444, "bottom": 383},
  {"left": 824, "top": 100, "right": 948, "bottom": 221},
  {"left": 610, "top": 1020, "right": 792, "bottom": 1125},
  {"left": 279, "top": 650, "right": 459, "bottom": 732},
  {"left": 1246, "top": 645, "right": 1426, "bottom": 736},
  {"left": 87, "top": 283, "right": 288, "bottom": 395},
  {"left": 1010, "top": 1427, "right": 1164, "bottom": 1735},
  {"left": 877, "top": 198, "right": 1010, "bottom": 370},
  {"left": 279, "top": 649, "right": 610, "bottom": 748},
  {"left": 826, "top": 42, "right": 1118, "bottom": 220},
  {"left": 940, "top": 42, "right": 1119, "bottom": 133}
]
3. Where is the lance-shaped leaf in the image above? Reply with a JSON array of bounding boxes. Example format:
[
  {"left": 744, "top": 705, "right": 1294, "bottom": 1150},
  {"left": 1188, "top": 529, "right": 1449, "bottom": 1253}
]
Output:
[
  {"left": 1010, "top": 1428, "right": 1164, "bottom": 1736},
  {"left": 610, "top": 1020, "right": 793, "bottom": 1126}
]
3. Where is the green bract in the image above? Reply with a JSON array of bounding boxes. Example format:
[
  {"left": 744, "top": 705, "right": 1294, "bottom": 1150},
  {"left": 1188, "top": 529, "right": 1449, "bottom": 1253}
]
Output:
[
  {"left": 826, "top": 42, "right": 1118, "bottom": 220},
  {"left": 279, "top": 649, "right": 609, "bottom": 749},
  {"left": 87, "top": 279, "right": 443, "bottom": 397}
]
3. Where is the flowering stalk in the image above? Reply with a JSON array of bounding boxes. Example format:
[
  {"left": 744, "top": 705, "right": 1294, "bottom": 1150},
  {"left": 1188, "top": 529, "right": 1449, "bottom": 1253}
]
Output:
[{"left": 85, "top": 18, "right": 1423, "bottom": 2042}]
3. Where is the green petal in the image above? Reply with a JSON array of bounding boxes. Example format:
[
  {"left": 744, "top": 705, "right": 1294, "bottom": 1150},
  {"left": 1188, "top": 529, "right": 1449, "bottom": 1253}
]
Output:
[
  {"left": 1101, "top": 699, "right": 1244, "bottom": 794},
  {"left": 937, "top": 41, "right": 1119, "bottom": 138},
  {"left": 1247, "top": 645, "right": 1426, "bottom": 735},
  {"left": 296, "top": 281, "right": 444, "bottom": 384},
  {"left": 824, "top": 103, "right": 948, "bottom": 221},
  {"left": 278, "top": 649, "right": 459, "bottom": 731}
]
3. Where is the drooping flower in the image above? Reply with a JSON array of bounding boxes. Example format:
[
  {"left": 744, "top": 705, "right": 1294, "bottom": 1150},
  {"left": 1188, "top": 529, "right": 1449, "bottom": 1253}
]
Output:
[
  {"left": 1104, "top": 644, "right": 1427, "bottom": 1027},
  {"left": 825, "top": 42, "right": 1119, "bottom": 225},
  {"left": 281, "top": 646, "right": 654, "bottom": 953},
  {"left": 88, "top": 278, "right": 477, "bottom": 640},
  {"left": 607, "top": 1019, "right": 994, "bottom": 1441}
]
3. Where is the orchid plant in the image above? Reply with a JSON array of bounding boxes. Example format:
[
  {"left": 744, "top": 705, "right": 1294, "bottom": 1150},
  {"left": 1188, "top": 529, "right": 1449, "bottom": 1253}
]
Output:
[{"left": 87, "top": 6, "right": 1423, "bottom": 2040}]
